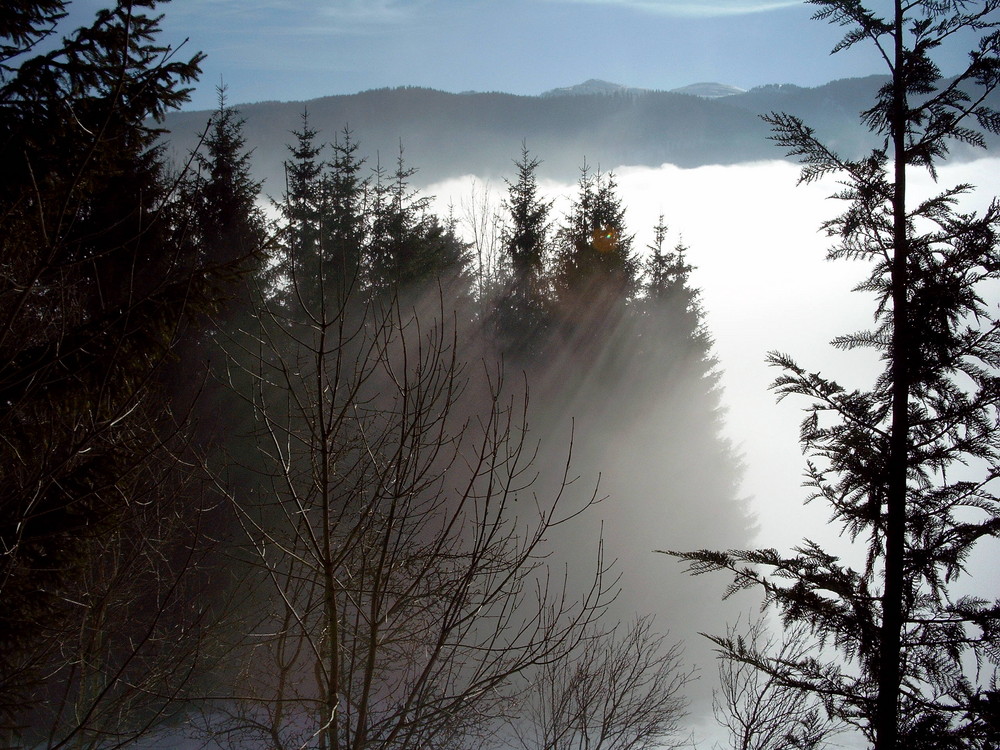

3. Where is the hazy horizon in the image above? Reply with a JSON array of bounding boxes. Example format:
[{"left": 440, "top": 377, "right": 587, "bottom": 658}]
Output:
[{"left": 61, "top": 0, "right": 963, "bottom": 111}]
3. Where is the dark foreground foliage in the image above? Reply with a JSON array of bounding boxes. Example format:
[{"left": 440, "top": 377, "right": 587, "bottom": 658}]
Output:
[{"left": 671, "top": 2, "right": 1000, "bottom": 748}]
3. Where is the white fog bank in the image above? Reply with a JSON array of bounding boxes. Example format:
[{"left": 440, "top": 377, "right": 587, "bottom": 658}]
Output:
[{"left": 429, "top": 157, "right": 1000, "bottom": 551}]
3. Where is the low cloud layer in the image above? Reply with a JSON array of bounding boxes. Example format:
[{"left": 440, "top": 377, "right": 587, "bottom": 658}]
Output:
[
  {"left": 428, "top": 157, "right": 1000, "bottom": 743},
  {"left": 429, "top": 156, "right": 1000, "bottom": 552}
]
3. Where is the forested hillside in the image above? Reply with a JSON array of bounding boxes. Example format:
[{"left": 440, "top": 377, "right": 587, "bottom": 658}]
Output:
[{"left": 158, "top": 73, "right": 1000, "bottom": 191}]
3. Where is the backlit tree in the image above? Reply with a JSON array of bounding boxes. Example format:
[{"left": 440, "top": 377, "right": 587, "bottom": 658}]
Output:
[{"left": 670, "top": 2, "right": 1000, "bottom": 748}]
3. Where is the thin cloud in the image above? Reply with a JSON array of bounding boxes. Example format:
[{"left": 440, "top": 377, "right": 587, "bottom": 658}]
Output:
[
  {"left": 170, "top": 0, "right": 426, "bottom": 31},
  {"left": 315, "top": 0, "right": 425, "bottom": 25},
  {"left": 543, "top": 0, "right": 802, "bottom": 16}
]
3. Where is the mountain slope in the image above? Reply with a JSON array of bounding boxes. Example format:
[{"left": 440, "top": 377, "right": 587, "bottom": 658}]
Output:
[{"left": 160, "top": 76, "right": 997, "bottom": 192}]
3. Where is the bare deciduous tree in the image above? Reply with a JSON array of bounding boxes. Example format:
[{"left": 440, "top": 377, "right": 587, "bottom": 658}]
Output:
[
  {"left": 205, "top": 275, "right": 616, "bottom": 750},
  {"left": 457, "top": 177, "right": 506, "bottom": 310},
  {"left": 6, "top": 423, "right": 225, "bottom": 750},
  {"left": 502, "top": 615, "right": 691, "bottom": 750},
  {"left": 712, "top": 618, "right": 843, "bottom": 750}
]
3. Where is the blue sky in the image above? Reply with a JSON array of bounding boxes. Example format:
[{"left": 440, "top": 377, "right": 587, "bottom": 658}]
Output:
[{"left": 63, "top": 0, "right": 955, "bottom": 110}]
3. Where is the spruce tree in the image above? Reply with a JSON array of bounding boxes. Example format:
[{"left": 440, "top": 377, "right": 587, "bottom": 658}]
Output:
[
  {"left": 494, "top": 144, "right": 553, "bottom": 358},
  {"left": 628, "top": 216, "right": 741, "bottom": 538},
  {"left": 366, "top": 146, "right": 470, "bottom": 304},
  {"left": 179, "top": 84, "right": 268, "bottom": 446},
  {"left": 670, "top": 3, "right": 1000, "bottom": 748},
  {"left": 505, "top": 144, "right": 551, "bottom": 285},
  {"left": 633, "top": 216, "right": 719, "bottom": 393},
  {"left": 0, "top": 1, "right": 66, "bottom": 76},
  {"left": 273, "top": 119, "right": 376, "bottom": 321},
  {"left": 639, "top": 215, "right": 699, "bottom": 348},
  {"left": 192, "top": 84, "right": 267, "bottom": 278},
  {"left": 0, "top": 0, "right": 232, "bottom": 738},
  {"left": 551, "top": 164, "right": 638, "bottom": 333},
  {"left": 275, "top": 110, "right": 327, "bottom": 311},
  {"left": 324, "top": 126, "right": 367, "bottom": 304}
]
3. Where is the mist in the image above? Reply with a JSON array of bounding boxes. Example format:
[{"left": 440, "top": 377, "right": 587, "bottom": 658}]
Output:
[
  {"left": 11, "top": 0, "right": 1000, "bottom": 745},
  {"left": 426, "top": 156, "right": 1000, "bottom": 739},
  {"left": 430, "top": 156, "right": 1000, "bottom": 543}
]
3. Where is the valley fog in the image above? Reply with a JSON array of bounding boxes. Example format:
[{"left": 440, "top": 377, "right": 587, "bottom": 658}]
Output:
[
  {"left": 430, "top": 156, "right": 1000, "bottom": 549},
  {"left": 427, "top": 158, "right": 1000, "bottom": 740}
]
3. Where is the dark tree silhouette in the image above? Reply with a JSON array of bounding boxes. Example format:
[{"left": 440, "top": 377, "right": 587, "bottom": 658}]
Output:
[
  {"left": 0, "top": 0, "right": 245, "bottom": 743},
  {"left": 505, "top": 144, "right": 551, "bottom": 282},
  {"left": 551, "top": 164, "right": 638, "bottom": 323},
  {"left": 0, "top": 2, "right": 66, "bottom": 75},
  {"left": 493, "top": 144, "right": 554, "bottom": 359},
  {"left": 190, "top": 84, "right": 268, "bottom": 278},
  {"left": 275, "top": 110, "right": 328, "bottom": 312},
  {"left": 177, "top": 83, "right": 270, "bottom": 483},
  {"left": 366, "top": 146, "right": 471, "bottom": 303},
  {"left": 324, "top": 127, "right": 367, "bottom": 303},
  {"left": 670, "top": 2, "right": 1000, "bottom": 748},
  {"left": 635, "top": 216, "right": 705, "bottom": 369}
]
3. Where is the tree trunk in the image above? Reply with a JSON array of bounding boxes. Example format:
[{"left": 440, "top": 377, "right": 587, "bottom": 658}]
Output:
[{"left": 876, "top": 2, "right": 908, "bottom": 748}]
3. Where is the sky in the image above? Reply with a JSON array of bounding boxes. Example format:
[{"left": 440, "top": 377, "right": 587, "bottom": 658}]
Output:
[{"left": 61, "top": 0, "right": 969, "bottom": 111}]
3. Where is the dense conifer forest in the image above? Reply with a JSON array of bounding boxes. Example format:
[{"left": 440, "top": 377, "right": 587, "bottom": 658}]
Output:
[
  {"left": 1, "top": 2, "right": 743, "bottom": 747},
  {"left": 3, "top": 1, "right": 1000, "bottom": 749}
]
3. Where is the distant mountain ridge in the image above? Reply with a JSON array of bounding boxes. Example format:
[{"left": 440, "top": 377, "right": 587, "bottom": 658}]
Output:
[
  {"left": 539, "top": 79, "right": 746, "bottom": 99},
  {"left": 161, "top": 75, "right": 999, "bottom": 191}
]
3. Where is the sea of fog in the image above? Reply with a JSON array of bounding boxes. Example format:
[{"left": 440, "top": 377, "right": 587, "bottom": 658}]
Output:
[
  {"left": 428, "top": 157, "right": 1000, "bottom": 553},
  {"left": 427, "top": 158, "right": 1000, "bottom": 746}
]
